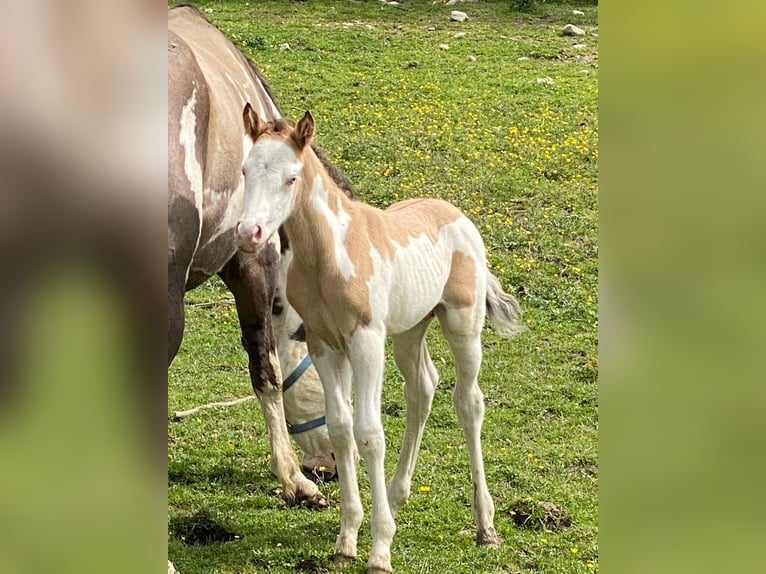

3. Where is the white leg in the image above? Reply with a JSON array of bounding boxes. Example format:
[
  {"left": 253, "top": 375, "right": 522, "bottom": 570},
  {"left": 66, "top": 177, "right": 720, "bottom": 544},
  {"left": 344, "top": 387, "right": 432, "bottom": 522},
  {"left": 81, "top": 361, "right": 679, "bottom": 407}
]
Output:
[
  {"left": 348, "top": 328, "right": 396, "bottom": 573},
  {"left": 387, "top": 319, "right": 438, "bottom": 515},
  {"left": 253, "top": 363, "right": 328, "bottom": 507},
  {"left": 308, "top": 335, "right": 362, "bottom": 559},
  {"left": 437, "top": 307, "right": 500, "bottom": 547}
]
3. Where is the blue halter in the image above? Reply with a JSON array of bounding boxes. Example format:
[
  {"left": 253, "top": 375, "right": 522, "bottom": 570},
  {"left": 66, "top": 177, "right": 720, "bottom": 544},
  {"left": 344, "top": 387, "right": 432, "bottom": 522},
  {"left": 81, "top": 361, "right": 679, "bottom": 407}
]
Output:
[{"left": 282, "top": 354, "right": 326, "bottom": 435}]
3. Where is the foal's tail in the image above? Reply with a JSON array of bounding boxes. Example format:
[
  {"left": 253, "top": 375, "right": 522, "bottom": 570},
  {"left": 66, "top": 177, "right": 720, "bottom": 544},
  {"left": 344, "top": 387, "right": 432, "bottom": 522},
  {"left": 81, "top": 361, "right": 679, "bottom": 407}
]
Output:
[{"left": 485, "top": 271, "right": 528, "bottom": 337}]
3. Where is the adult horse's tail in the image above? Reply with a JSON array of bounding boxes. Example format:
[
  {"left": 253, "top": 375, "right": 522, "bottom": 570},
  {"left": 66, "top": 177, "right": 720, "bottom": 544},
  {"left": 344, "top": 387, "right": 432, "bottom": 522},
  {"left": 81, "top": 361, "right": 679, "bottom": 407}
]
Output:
[{"left": 485, "top": 272, "right": 528, "bottom": 336}]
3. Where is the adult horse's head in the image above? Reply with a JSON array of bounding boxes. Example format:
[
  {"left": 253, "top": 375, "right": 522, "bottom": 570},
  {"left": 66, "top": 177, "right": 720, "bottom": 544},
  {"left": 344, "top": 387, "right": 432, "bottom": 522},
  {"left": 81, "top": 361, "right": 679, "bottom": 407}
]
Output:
[{"left": 236, "top": 103, "right": 314, "bottom": 252}]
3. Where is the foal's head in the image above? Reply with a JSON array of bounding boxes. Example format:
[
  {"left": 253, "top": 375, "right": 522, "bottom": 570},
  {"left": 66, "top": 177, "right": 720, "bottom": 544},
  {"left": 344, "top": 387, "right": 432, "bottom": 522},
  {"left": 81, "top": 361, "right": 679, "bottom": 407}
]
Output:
[{"left": 236, "top": 104, "right": 315, "bottom": 252}]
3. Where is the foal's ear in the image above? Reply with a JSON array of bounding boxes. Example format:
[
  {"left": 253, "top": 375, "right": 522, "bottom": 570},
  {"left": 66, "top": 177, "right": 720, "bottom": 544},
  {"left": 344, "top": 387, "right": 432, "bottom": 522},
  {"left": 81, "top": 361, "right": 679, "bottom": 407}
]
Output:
[
  {"left": 292, "top": 111, "right": 315, "bottom": 150},
  {"left": 243, "top": 103, "right": 263, "bottom": 141}
]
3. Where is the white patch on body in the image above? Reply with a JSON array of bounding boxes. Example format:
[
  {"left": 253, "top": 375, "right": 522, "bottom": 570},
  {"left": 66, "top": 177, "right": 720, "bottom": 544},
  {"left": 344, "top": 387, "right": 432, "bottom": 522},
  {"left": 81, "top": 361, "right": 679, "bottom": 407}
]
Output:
[
  {"left": 179, "top": 87, "right": 204, "bottom": 211},
  {"left": 310, "top": 176, "right": 356, "bottom": 280}
]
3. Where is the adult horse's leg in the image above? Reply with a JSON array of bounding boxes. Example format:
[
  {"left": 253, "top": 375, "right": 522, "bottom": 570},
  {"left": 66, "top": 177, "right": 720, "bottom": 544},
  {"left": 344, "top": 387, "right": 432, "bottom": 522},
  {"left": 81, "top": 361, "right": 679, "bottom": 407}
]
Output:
[
  {"left": 436, "top": 305, "right": 500, "bottom": 547},
  {"left": 167, "top": 199, "right": 200, "bottom": 367},
  {"left": 218, "top": 246, "right": 327, "bottom": 507},
  {"left": 387, "top": 317, "right": 438, "bottom": 515}
]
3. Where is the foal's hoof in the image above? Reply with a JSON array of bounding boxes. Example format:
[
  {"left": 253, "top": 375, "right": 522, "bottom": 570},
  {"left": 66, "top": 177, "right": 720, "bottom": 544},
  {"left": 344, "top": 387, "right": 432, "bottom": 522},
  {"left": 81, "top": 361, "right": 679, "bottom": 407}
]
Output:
[
  {"left": 476, "top": 527, "right": 501, "bottom": 547},
  {"left": 332, "top": 553, "right": 356, "bottom": 565}
]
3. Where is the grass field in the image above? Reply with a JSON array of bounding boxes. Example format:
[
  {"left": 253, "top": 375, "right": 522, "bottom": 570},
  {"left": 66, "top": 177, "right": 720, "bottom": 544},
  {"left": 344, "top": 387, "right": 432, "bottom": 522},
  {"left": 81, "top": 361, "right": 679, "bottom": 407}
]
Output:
[{"left": 168, "top": 1, "right": 598, "bottom": 572}]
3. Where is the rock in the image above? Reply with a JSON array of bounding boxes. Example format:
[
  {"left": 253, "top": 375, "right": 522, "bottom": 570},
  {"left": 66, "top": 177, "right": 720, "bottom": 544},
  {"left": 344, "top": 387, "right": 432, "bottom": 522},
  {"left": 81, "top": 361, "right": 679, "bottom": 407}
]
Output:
[
  {"left": 446, "top": 0, "right": 459, "bottom": 5},
  {"left": 439, "top": 44, "right": 450, "bottom": 50},
  {"left": 203, "top": 7, "right": 213, "bottom": 13},
  {"left": 517, "top": 56, "right": 529, "bottom": 61},
  {"left": 387, "top": 1, "right": 400, "bottom": 4},
  {"left": 428, "top": 26, "right": 436, "bottom": 31},
  {"left": 450, "top": 11, "right": 468, "bottom": 22},
  {"left": 279, "top": 43, "right": 291, "bottom": 51},
  {"left": 572, "top": 9, "right": 585, "bottom": 16},
  {"left": 573, "top": 43, "right": 587, "bottom": 49},
  {"left": 467, "top": 55, "right": 477, "bottom": 62},
  {"left": 536, "top": 76, "right": 555, "bottom": 85},
  {"left": 563, "top": 24, "right": 586, "bottom": 36},
  {"left": 453, "top": 31, "right": 466, "bottom": 39}
]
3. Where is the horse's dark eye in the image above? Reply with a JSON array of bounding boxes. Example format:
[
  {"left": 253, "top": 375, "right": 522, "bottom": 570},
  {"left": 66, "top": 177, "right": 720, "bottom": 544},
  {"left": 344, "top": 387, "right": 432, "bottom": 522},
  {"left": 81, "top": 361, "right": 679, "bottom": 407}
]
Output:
[
  {"left": 286, "top": 176, "right": 297, "bottom": 186},
  {"left": 241, "top": 167, "right": 246, "bottom": 176}
]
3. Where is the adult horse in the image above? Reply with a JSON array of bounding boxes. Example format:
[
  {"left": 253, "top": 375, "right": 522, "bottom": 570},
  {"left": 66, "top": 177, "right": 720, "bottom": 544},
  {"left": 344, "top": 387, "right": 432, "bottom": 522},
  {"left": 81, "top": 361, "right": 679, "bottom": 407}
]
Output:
[{"left": 168, "top": 3, "right": 337, "bottom": 505}]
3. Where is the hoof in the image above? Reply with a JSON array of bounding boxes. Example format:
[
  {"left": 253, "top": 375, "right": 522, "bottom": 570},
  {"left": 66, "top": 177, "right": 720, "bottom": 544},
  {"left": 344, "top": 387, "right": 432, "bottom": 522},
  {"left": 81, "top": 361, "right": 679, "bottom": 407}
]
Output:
[
  {"left": 302, "top": 453, "right": 338, "bottom": 481},
  {"left": 367, "top": 568, "right": 392, "bottom": 574},
  {"left": 476, "top": 527, "right": 501, "bottom": 547},
  {"left": 296, "top": 490, "right": 330, "bottom": 509},
  {"left": 332, "top": 553, "right": 356, "bottom": 565}
]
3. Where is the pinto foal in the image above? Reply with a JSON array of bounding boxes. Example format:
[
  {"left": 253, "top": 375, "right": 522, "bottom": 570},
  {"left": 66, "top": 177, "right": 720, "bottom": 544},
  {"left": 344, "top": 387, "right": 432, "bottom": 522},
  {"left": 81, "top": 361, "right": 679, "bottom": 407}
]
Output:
[{"left": 237, "top": 106, "right": 526, "bottom": 573}]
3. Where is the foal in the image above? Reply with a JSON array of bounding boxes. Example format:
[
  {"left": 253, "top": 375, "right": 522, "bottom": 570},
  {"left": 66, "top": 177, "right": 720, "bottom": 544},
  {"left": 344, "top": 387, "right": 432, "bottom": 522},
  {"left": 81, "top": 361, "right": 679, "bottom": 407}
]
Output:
[{"left": 237, "top": 106, "right": 526, "bottom": 573}]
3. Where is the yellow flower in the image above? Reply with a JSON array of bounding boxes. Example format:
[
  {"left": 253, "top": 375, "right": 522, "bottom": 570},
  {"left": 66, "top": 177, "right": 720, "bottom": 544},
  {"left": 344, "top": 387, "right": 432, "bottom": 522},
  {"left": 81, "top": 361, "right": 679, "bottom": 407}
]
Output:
[
  {"left": 419, "top": 485, "right": 431, "bottom": 492},
  {"left": 570, "top": 547, "right": 579, "bottom": 554}
]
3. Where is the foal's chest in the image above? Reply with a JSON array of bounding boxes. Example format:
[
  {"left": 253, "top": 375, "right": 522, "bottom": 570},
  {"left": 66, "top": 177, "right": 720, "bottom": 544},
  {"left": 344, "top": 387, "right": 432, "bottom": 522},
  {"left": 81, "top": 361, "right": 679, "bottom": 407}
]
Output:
[{"left": 286, "top": 262, "right": 373, "bottom": 350}]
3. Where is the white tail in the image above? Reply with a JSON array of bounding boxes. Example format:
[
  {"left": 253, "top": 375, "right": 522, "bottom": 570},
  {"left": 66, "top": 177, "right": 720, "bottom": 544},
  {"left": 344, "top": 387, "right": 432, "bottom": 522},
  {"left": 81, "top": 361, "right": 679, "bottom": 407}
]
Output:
[{"left": 485, "top": 271, "right": 528, "bottom": 336}]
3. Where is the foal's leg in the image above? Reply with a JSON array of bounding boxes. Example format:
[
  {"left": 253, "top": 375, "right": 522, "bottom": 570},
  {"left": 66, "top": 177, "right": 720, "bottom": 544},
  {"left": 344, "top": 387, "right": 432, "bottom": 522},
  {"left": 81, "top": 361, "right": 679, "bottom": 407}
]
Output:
[
  {"left": 307, "top": 335, "right": 362, "bottom": 559},
  {"left": 348, "top": 327, "right": 396, "bottom": 573},
  {"left": 219, "top": 249, "right": 327, "bottom": 507},
  {"left": 387, "top": 318, "right": 438, "bottom": 515},
  {"left": 437, "top": 306, "right": 500, "bottom": 547}
]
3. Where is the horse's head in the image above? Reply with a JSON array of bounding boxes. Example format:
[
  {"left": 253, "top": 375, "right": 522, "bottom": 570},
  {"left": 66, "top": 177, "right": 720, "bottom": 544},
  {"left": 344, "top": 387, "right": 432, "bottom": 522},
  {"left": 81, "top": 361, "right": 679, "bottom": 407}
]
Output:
[{"left": 236, "top": 104, "right": 314, "bottom": 252}]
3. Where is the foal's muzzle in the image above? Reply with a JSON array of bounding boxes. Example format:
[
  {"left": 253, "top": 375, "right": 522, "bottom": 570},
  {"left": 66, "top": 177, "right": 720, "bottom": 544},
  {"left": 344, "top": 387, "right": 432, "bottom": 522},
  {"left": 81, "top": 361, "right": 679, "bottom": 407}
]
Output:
[{"left": 236, "top": 220, "right": 266, "bottom": 252}]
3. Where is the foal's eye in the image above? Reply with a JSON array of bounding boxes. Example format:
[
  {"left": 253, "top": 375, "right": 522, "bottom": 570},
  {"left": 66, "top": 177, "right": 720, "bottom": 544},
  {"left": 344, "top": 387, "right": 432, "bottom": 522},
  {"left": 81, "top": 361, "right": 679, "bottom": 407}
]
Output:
[
  {"left": 241, "top": 167, "right": 246, "bottom": 176},
  {"left": 286, "top": 176, "right": 297, "bottom": 186}
]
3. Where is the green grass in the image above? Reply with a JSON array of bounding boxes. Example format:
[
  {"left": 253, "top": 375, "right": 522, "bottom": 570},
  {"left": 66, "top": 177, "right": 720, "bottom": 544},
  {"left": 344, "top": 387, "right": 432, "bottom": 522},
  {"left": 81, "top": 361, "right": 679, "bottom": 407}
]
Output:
[{"left": 168, "top": 1, "right": 597, "bottom": 572}]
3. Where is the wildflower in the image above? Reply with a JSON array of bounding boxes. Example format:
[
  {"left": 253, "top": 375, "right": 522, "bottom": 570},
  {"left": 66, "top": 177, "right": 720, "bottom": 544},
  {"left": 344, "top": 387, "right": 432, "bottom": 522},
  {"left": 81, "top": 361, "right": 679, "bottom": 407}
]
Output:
[
  {"left": 419, "top": 485, "right": 431, "bottom": 492},
  {"left": 570, "top": 547, "right": 579, "bottom": 554}
]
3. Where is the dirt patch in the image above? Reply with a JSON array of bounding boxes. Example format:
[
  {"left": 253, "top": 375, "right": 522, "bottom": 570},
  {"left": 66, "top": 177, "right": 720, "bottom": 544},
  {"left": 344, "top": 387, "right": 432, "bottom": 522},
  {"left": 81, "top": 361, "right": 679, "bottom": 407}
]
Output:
[
  {"left": 506, "top": 499, "right": 572, "bottom": 531},
  {"left": 295, "top": 558, "right": 330, "bottom": 574},
  {"left": 169, "top": 508, "right": 241, "bottom": 545}
]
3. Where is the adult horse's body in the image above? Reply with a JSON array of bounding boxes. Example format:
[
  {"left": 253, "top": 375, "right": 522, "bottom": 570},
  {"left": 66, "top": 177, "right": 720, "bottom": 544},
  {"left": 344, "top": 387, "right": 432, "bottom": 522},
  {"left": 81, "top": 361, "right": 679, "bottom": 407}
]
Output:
[
  {"left": 167, "top": 3, "right": 333, "bottom": 505},
  {"left": 237, "top": 108, "right": 527, "bottom": 573}
]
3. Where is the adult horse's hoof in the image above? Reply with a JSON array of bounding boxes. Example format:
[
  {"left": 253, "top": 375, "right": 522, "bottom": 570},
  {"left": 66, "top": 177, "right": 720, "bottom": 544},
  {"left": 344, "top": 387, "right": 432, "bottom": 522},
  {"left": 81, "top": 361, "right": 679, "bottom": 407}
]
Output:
[
  {"left": 298, "top": 490, "right": 330, "bottom": 509},
  {"left": 476, "top": 527, "right": 501, "bottom": 547},
  {"left": 302, "top": 453, "right": 338, "bottom": 482}
]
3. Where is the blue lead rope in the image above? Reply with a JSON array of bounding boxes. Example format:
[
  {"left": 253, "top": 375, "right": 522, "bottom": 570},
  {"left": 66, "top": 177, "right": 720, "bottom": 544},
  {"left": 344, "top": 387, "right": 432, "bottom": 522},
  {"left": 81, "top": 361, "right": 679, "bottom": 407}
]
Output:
[
  {"left": 282, "top": 354, "right": 313, "bottom": 393},
  {"left": 281, "top": 354, "right": 326, "bottom": 435},
  {"left": 287, "top": 415, "right": 327, "bottom": 435}
]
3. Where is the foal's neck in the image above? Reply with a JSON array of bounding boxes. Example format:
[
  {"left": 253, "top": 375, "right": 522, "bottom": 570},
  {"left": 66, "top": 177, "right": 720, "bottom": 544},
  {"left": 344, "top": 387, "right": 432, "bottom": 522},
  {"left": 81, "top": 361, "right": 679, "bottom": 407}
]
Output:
[{"left": 284, "top": 148, "right": 352, "bottom": 267}]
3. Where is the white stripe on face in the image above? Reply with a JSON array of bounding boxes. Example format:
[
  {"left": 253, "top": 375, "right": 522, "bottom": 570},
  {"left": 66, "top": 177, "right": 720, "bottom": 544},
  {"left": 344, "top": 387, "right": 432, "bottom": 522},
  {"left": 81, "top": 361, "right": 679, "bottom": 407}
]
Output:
[{"left": 240, "top": 137, "right": 302, "bottom": 242}]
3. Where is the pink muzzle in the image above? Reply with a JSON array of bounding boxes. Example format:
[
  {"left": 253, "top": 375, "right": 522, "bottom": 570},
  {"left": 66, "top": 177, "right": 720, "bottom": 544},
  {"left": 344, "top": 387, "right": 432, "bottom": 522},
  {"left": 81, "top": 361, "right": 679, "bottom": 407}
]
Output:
[{"left": 236, "top": 220, "right": 266, "bottom": 252}]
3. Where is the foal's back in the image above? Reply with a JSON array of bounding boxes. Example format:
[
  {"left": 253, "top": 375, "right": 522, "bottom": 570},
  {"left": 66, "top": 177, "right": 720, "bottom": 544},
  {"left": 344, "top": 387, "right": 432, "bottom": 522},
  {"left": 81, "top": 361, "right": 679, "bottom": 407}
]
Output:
[{"left": 368, "top": 197, "right": 488, "bottom": 335}]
